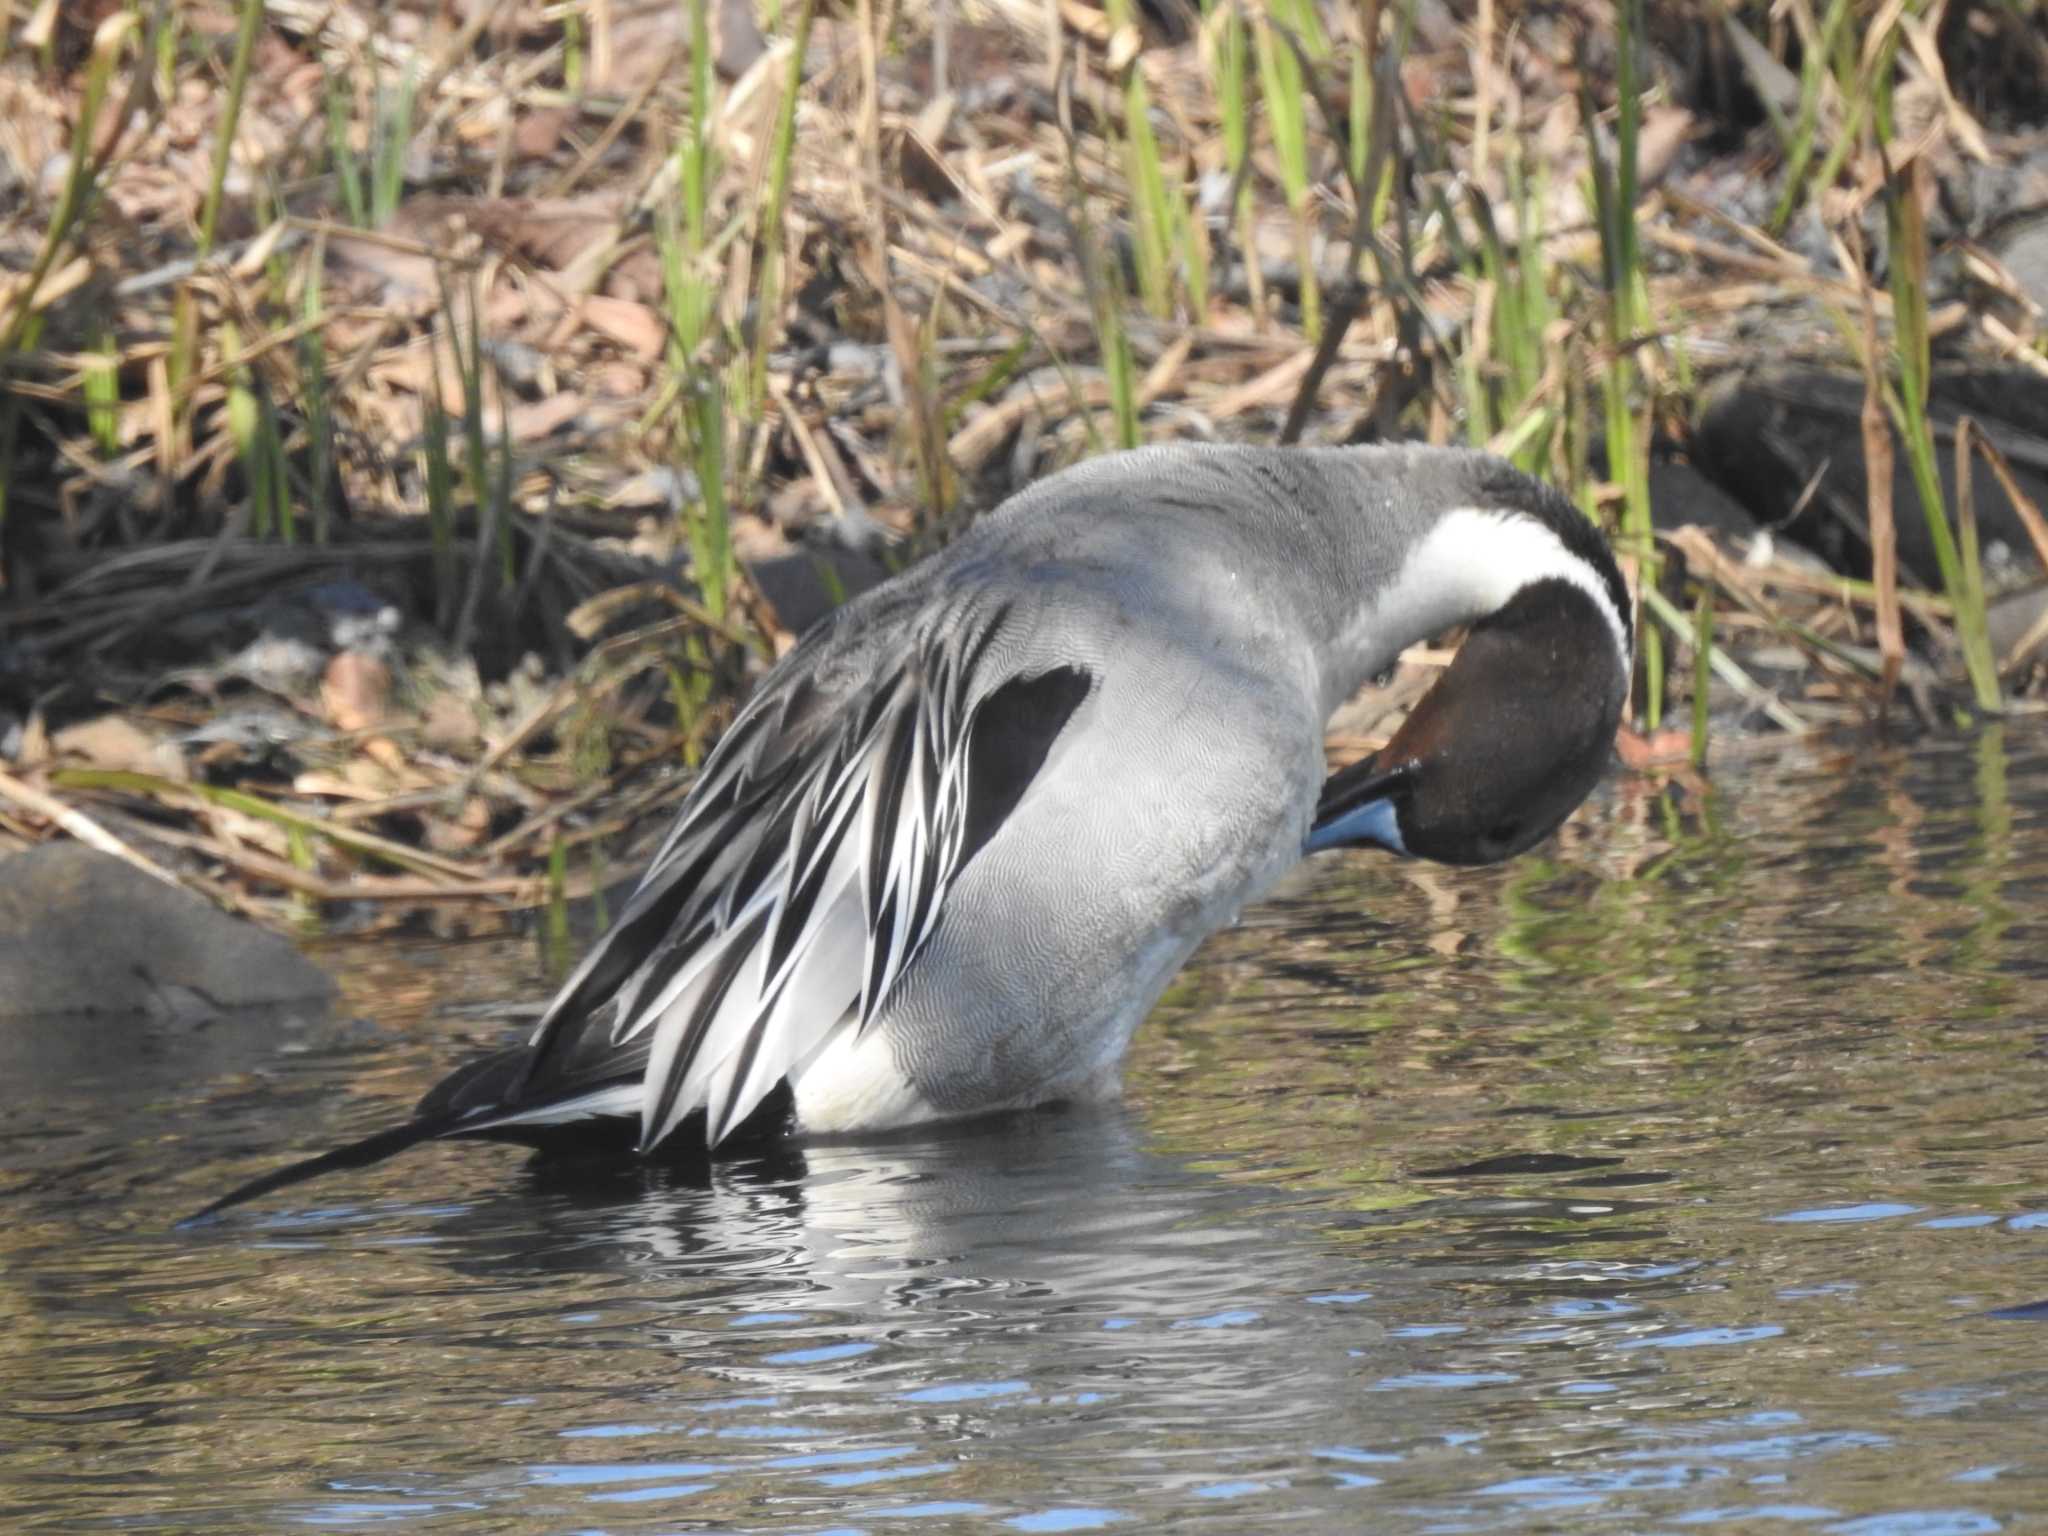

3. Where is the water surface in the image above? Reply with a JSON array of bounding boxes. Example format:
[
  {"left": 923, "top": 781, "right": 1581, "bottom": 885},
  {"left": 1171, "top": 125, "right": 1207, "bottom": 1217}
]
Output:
[{"left": 5, "top": 728, "right": 2047, "bottom": 1533}]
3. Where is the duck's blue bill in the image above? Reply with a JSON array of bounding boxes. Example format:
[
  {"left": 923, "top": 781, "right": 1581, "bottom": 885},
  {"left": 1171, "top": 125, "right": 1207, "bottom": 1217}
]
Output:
[{"left": 1305, "top": 794, "right": 1406, "bottom": 856}]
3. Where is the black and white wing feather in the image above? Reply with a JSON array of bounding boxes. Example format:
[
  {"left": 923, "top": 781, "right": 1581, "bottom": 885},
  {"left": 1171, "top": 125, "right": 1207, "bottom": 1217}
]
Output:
[{"left": 501, "top": 596, "right": 1092, "bottom": 1150}]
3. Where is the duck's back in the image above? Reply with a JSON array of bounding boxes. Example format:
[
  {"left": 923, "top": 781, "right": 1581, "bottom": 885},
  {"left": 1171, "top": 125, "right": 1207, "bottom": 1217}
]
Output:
[{"left": 523, "top": 453, "right": 1343, "bottom": 1141}]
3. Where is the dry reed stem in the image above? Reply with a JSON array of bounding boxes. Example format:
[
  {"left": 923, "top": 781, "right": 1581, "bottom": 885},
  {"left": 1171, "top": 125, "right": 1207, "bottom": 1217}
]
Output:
[
  {"left": 0, "top": 766, "right": 187, "bottom": 890},
  {"left": 1857, "top": 280, "right": 1906, "bottom": 712}
]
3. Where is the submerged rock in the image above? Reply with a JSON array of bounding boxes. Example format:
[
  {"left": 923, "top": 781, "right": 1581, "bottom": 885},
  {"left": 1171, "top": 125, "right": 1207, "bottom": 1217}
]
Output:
[{"left": 0, "top": 842, "right": 335, "bottom": 1017}]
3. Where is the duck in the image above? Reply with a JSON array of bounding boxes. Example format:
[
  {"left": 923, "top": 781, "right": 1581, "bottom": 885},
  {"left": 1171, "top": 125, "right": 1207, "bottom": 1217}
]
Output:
[{"left": 189, "top": 444, "right": 1632, "bottom": 1221}]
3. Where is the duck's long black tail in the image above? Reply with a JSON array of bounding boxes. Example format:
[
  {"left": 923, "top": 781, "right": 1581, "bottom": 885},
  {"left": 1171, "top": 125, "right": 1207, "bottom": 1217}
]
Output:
[
  {"left": 179, "top": 1046, "right": 643, "bottom": 1227},
  {"left": 181, "top": 1041, "right": 807, "bottom": 1226},
  {"left": 177, "top": 1114, "right": 462, "bottom": 1227}
]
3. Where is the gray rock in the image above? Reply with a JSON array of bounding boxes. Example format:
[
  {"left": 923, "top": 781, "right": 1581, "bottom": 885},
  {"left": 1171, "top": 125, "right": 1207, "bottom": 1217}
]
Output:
[
  {"left": 1994, "top": 216, "right": 2048, "bottom": 319},
  {"left": 0, "top": 842, "right": 334, "bottom": 1017},
  {"left": 1692, "top": 366, "right": 2048, "bottom": 589},
  {"left": 1648, "top": 458, "right": 1761, "bottom": 540},
  {"left": 744, "top": 544, "right": 894, "bottom": 638},
  {"left": 1988, "top": 582, "right": 2048, "bottom": 664}
]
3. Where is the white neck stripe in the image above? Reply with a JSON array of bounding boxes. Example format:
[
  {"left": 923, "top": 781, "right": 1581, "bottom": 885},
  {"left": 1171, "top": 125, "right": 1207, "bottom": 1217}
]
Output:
[{"left": 1364, "top": 506, "right": 1632, "bottom": 670}]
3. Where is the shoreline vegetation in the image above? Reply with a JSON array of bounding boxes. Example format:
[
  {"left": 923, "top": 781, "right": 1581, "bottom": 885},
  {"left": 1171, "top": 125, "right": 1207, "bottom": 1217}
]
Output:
[{"left": 1, "top": 0, "right": 2045, "bottom": 941}]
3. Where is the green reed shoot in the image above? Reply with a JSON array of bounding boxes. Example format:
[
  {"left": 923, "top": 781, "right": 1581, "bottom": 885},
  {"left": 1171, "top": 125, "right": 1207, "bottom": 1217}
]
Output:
[
  {"left": 1201, "top": 0, "right": 1250, "bottom": 313},
  {"left": 1504, "top": 158, "right": 1558, "bottom": 465},
  {"left": 748, "top": 0, "right": 817, "bottom": 414},
  {"left": 287, "top": 823, "right": 320, "bottom": 936},
  {"left": 1206, "top": 1, "right": 1249, "bottom": 191},
  {"left": 1105, "top": 0, "right": 1182, "bottom": 318},
  {"left": 1252, "top": 2, "right": 1319, "bottom": 338},
  {"left": 543, "top": 836, "right": 573, "bottom": 980},
  {"left": 449, "top": 269, "right": 512, "bottom": 588},
  {"left": 944, "top": 333, "right": 1037, "bottom": 431},
  {"left": 1458, "top": 158, "right": 1556, "bottom": 474},
  {"left": 1870, "top": 46, "right": 1998, "bottom": 709},
  {"left": 1178, "top": 120, "right": 1210, "bottom": 310},
  {"left": 653, "top": 0, "right": 735, "bottom": 626},
  {"left": 221, "top": 319, "right": 291, "bottom": 541},
  {"left": 151, "top": 9, "right": 180, "bottom": 95},
  {"left": 1348, "top": 44, "right": 1370, "bottom": 195},
  {"left": 421, "top": 341, "right": 515, "bottom": 643},
  {"left": 1584, "top": 0, "right": 1659, "bottom": 725},
  {"left": 562, "top": 10, "right": 586, "bottom": 92},
  {"left": 1955, "top": 428, "right": 1991, "bottom": 685},
  {"left": 1691, "top": 584, "right": 1714, "bottom": 767},
  {"left": 197, "top": 0, "right": 263, "bottom": 253},
  {"left": 0, "top": 13, "right": 134, "bottom": 356},
  {"left": 374, "top": 68, "right": 419, "bottom": 226},
  {"left": 1889, "top": 210, "right": 2000, "bottom": 708},
  {"left": 84, "top": 325, "right": 120, "bottom": 458},
  {"left": 1062, "top": 169, "right": 1140, "bottom": 450},
  {"left": 1103, "top": 286, "right": 1141, "bottom": 449},
  {"left": 1794, "top": 5, "right": 1995, "bottom": 709},
  {"left": 166, "top": 0, "right": 264, "bottom": 405},
  {"left": 327, "top": 59, "right": 418, "bottom": 228},
  {"left": 51, "top": 768, "right": 460, "bottom": 879},
  {"left": 1637, "top": 583, "right": 1807, "bottom": 734},
  {"left": 665, "top": 661, "right": 711, "bottom": 769},
  {"left": 1069, "top": 194, "right": 1141, "bottom": 450},
  {"left": 588, "top": 842, "right": 611, "bottom": 932},
  {"left": 1042, "top": 0, "right": 1135, "bottom": 452},
  {"left": 1794, "top": 43, "right": 1886, "bottom": 246},
  {"left": 1110, "top": 27, "right": 1167, "bottom": 311},
  {"left": 414, "top": 260, "right": 515, "bottom": 630},
  {"left": 907, "top": 292, "right": 955, "bottom": 521},
  {"left": 669, "top": 0, "right": 720, "bottom": 367},
  {"left": 1767, "top": 0, "right": 1854, "bottom": 234},
  {"left": 325, "top": 72, "right": 363, "bottom": 224},
  {"left": 422, "top": 396, "right": 458, "bottom": 627},
  {"left": 298, "top": 237, "right": 334, "bottom": 543}
]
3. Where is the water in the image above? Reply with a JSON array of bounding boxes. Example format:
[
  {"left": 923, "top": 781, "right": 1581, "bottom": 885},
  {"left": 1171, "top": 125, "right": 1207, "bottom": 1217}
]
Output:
[{"left": 5, "top": 727, "right": 2047, "bottom": 1534}]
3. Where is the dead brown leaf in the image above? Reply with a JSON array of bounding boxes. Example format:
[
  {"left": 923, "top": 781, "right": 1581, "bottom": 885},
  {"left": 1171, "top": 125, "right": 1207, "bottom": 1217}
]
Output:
[
  {"left": 322, "top": 651, "right": 391, "bottom": 733},
  {"left": 578, "top": 294, "right": 668, "bottom": 359},
  {"left": 1613, "top": 725, "right": 1697, "bottom": 771},
  {"left": 514, "top": 107, "right": 571, "bottom": 161},
  {"left": 466, "top": 196, "right": 626, "bottom": 273},
  {"left": 593, "top": 0, "right": 765, "bottom": 92},
  {"left": 52, "top": 714, "right": 188, "bottom": 781},
  {"left": 420, "top": 693, "right": 481, "bottom": 753},
  {"left": 425, "top": 795, "right": 492, "bottom": 853},
  {"left": 504, "top": 392, "right": 589, "bottom": 443},
  {"left": 587, "top": 361, "right": 649, "bottom": 398}
]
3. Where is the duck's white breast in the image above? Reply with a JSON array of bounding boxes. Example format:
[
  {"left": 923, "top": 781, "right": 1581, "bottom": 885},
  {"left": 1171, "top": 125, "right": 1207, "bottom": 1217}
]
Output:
[{"left": 789, "top": 1017, "right": 941, "bottom": 1134}]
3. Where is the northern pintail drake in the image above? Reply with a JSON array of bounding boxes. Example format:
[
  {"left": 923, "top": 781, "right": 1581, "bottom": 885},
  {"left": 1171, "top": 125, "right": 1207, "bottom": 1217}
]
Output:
[{"left": 192, "top": 444, "right": 1631, "bottom": 1220}]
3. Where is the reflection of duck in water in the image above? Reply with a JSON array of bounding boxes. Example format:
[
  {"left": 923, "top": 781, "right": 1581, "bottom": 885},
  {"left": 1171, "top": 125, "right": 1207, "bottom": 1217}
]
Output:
[
  {"left": 430, "top": 1107, "right": 1391, "bottom": 1371},
  {"left": 446, "top": 1106, "right": 1246, "bottom": 1298},
  {"left": 369, "top": 1110, "right": 1414, "bottom": 1518},
  {"left": 193, "top": 445, "right": 1631, "bottom": 1220}
]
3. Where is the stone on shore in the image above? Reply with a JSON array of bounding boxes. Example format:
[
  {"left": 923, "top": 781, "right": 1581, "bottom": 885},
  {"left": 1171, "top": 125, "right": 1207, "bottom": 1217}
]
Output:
[{"left": 0, "top": 842, "right": 335, "bottom": 1016}]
